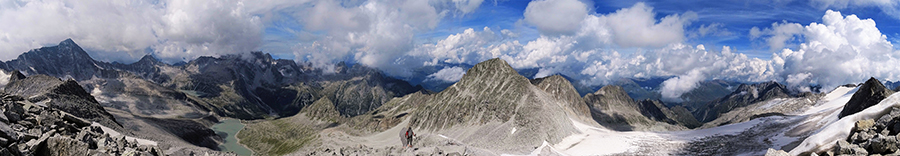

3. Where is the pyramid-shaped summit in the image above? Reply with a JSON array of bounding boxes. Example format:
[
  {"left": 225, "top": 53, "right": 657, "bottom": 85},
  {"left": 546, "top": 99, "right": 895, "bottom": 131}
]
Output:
[
  {"left": 410, "top": 58, "right": 579, "bottom": 153},
  {"left": 136, "top": 54, "right": 162, "bottom": 65},
  {"left": 59, "top": 38, "right": 77, "bottom": 46},
  {"left": 463, "top": 58, "right": 519, "bottom": 76},
  {"left": 3, "top": 39, "right": 100, "bottom": 81},
  {"left": 839, "top": 77, "right": 895, "bottom": 118}
]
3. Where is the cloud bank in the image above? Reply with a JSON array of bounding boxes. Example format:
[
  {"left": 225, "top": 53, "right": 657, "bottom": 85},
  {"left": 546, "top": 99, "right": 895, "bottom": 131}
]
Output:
[
  {"left": 0, "top": 0, "right": 264, "bottom": 62},
  {"left": 771, "top": 10, "right": 899, "bottom": 92},
  {"left": 402, "top": 2, "right": 898, "bottom": 102},
  {"left": 289, "top": 0, "right": 486, "bottom": 76},
  {"left": 0, "top": 0, "right": 485, "bottom": 65}
]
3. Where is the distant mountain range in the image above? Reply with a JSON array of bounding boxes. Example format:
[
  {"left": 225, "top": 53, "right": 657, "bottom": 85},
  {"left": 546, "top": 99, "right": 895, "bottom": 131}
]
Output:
[{"left": 4, "top": 39, "right": 893, "bottom": 155}]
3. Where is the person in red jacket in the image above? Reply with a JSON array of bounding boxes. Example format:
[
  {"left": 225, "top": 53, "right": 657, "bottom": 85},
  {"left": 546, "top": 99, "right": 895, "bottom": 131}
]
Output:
[{"left": 404, "top": 127, "right": 415, "bottom": 148}]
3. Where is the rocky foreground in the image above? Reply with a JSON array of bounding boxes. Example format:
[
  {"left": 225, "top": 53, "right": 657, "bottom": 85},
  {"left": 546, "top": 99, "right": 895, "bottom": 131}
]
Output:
[
  {"left": 768, "top": 109, "right": 900, "bottom": 156},
  {"left": 0, "top": 93, "right": 162, "bottom": 155},
  {"left": 833, "top": 109, "right": 900, "bottom": 155}
]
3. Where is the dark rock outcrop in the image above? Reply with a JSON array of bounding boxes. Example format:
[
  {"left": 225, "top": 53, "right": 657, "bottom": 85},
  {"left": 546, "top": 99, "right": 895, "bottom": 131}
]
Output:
[
  {"left": 0, "top": 93, "right": 162, "bottom": 155},
  {"left": 0, "top": 39, "right": 111, "bottom": 81},
  {"left": 639, "top": 99, "right": 701, "bottom": 128},
  {"left": 4, "top": 73, "right": 120, "bottom": 129},
  {"left": 840, "top": 77, "right": 895, "bottom": 118},
  {"left": 836, "top": 108, "right": 900, "bottom": 155}
]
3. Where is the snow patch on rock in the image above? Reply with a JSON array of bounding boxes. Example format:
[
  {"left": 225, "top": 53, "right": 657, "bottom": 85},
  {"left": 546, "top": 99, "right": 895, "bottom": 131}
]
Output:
[{"left": 92, "top": 122, "right": 158, "bottom": 146}]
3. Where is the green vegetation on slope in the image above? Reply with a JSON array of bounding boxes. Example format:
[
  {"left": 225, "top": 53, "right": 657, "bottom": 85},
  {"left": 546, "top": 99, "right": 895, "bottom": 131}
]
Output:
[{"left": 237, "top": 117, "right": 317, "bottom": 155}]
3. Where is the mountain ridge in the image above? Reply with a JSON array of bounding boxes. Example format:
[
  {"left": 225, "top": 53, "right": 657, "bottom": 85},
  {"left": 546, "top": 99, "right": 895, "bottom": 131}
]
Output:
[
  {"left": 696, "top": 81, "right": 794, "bottom": 123},
  {"left": 0, "top": 39, "right": 422, "bottom": 120}
]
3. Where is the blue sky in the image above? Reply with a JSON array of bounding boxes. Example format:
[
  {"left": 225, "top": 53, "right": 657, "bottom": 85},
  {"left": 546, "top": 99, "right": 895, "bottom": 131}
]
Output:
[
  {"left": 3, "top": 0, "right": 900, "bottom": 101},
  {"left": 366, "top": 0, "right": 900, "bottom": 59}
]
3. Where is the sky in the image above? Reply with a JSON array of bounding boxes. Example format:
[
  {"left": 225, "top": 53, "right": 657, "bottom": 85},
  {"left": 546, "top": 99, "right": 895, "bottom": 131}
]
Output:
[{"left": 2, "top": 0, "right": 900, "bottom": 102}]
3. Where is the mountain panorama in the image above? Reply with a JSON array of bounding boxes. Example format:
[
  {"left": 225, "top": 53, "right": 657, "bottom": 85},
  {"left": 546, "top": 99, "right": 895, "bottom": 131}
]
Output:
[
  {"left": 0, "top": 38, "right": 898, "bottom": 155},
  {"left": 9, "top": 0, "right": 900, "bottom": 156}
]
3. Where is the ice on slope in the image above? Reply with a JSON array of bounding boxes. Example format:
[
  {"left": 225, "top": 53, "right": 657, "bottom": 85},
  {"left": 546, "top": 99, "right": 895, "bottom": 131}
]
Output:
[
  {"left": 789, "top": 89, "right": 900, "bottom": 155},
  {"left": 514, "top": 86, "right": 862, "bottom": 155}
]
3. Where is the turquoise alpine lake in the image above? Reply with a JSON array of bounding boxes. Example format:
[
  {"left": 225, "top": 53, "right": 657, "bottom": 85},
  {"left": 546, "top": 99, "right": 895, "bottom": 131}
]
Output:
[{"left": 211, "top": 119, "right": 253, "bottom": 156}]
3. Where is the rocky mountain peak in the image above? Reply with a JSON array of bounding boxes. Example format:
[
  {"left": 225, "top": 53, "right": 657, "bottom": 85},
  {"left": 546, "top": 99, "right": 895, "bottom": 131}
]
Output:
[
  {"left": 584, "top": 85, "right": 638, "bottom": 112},
  {"left": 588, "top": 85, "right": 634, "bottom": 104},
  {"left": 696, "top": 81, "right": 793, "bottom": 122},
  {"left": 3, "top": 39, "right": 100, "bottom": 81},
  {"left": 531, "top": 75, "right": 572, "bottom": 89},
  {"left": 450, "top": 58, "right": 530, "bottom": 94},
  {"left": 584, "top": 85, "right": 691, "bottom": 131},
  {"left": 57, "top": 38, "right": 79, "bottom": 50},
  {"left": 533, "top": 75, "right": 593, "bottom": 121},
  {"left": 410, "top": 58, "right": 580, "bottom": 150},
  {"left": 839, "top": 77, "right": 895, "bottom": 118},
  {"left": 733, "top": 81, "right": 790, "bottom": 99},
  {"left": 42, "top": 38, "right": 91, "bottom": 60},
  {"left": 464, "top": 58, "right": 518, "bottom": 78},
  {"left": 135, "top": 54, "right": 162, "bottom": 65},
  {"left": 249, "top": 51, "right": 274, "bottom": 61},
  {"left": 59, "top": 38, "right": 76, "bottom": 45},
  {"left": 8, "top": 70, "right": 25, "bottom": 82}
]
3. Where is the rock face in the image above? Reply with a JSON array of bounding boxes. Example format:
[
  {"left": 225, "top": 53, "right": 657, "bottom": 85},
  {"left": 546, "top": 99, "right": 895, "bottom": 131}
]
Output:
[
  {"left": 531, "top": 75, "right": 593, "bottom": 123},
  {"left": 584, "top": 85, "right": 688, "bottom": 131},
  {"left": 409, "top": 58, "right": 580, "bottom": 153},
  {"left": 638, "top": 99, "right": 701, "bottom": 128},
  {"left": 697, "top": 81, "right": 793, "bottom": 123},
  {"left": 300, "top": 97, "right": 343, "bottom": 122},
  {"left": 318, "top": 64, "right": 423, "bottom": 117},
  {"left": 107, "top": 54, "right": 172, "bottom": 84},
  {"left": 840, "top": 77, "right": 895, "bottom": 118},
  {"left": 3, "top": 73, "right": 121, "bottom": 129},
  {"left": 0, "top": 93, "right": 162, "bottom": 156},
  {"left": 837, "top": 109, "right": 900, "bottom": 155},
  {"left": 0, "top": 39, "right": 109, "bottom": 81}
]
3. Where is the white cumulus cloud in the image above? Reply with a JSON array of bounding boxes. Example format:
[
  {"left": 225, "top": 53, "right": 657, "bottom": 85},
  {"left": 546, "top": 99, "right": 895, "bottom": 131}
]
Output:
[
  {"left": 292, "top": 0, "right": 486, "bottom": 77},
  {"left": 523, "top": 0, "right": 589, "bottom": 36},
  {"left": 771, "top": 10, "right": 900, "bottom": 91},
  {"left": 660, "top": 69, "right": 707, "bottom": 102},
  {"left": 0, "top": 0, "right": 484, "bottom": 67},
  {"left": 427, "top": 66, "right": 468, "bottom": 82},
  {"left": 0, "top": 0, "right": 265, "bottom": 63},
  {"left": 601, "top": 3, "right": 697, "bottom": 48}
]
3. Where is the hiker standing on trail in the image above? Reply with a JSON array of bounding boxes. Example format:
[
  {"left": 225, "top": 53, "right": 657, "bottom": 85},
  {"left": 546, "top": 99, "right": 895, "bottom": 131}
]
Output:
[{"left": 403, "top": 127, "right": 415, "bottom": 148}]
